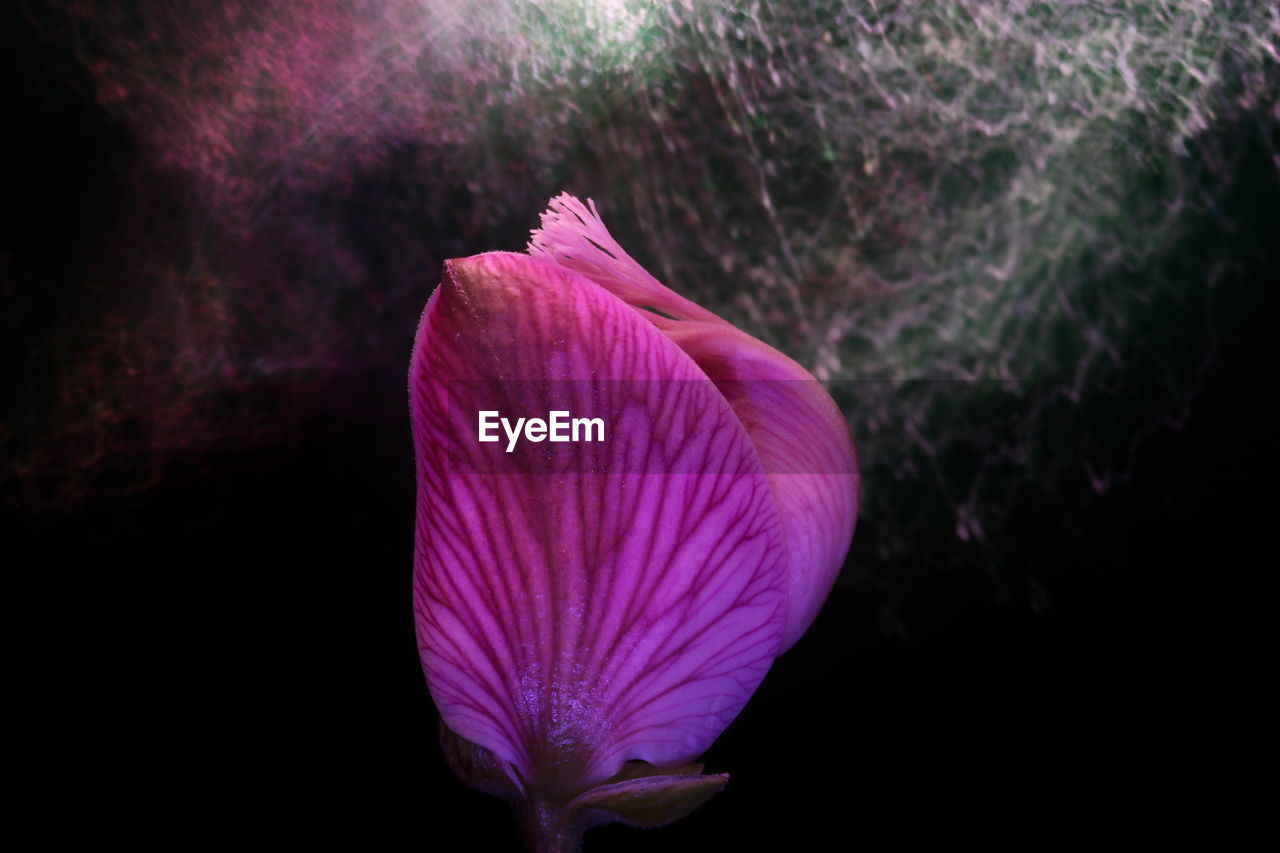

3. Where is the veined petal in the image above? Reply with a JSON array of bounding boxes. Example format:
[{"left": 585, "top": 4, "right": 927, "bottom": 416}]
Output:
[
  {"left": 663, "top": 325, "right": 859, "bottom": 651},
  {"left": 530, "top": 197, "right": 859, "bottom": 650},
  {"left": 410, "top": 252, "right": 787, "bottom": 801}
]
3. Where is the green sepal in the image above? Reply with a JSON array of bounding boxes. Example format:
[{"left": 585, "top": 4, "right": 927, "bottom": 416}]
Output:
[
  {"left": 440, "top": 722, "right": 729, "bottom": 851},
  {"left": 604, "top": 759, "right": 706, "bottom": 783},
  {"left": 566, "top": 768, "right": 729, "bottom": 830},
  {"left": 438, "top": 719, "right": 523, "bottom": 801}
]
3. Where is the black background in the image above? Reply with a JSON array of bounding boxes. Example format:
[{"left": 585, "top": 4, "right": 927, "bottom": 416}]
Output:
[{"left": 6, "top": 5, "right": 1274, "bottom": 848}]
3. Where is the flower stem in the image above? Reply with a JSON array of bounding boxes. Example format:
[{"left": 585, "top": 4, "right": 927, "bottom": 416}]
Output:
[{"left": 519, "top": 801, "right": 582, "bottom": 853}]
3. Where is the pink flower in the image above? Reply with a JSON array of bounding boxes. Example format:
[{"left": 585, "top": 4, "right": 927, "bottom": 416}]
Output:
[{"left": 410, "top": 194, "right": 857, "bottom": 847}]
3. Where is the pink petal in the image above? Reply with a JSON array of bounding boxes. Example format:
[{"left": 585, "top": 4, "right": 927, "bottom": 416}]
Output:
[
  {"left": 665, "top": 325, "right": 859, "bottom": 651},
  {"left": 530, "top": 196, "right": 859, "bottom": 650},
  {"left": 410, "top": 252, "right": 787, "bottom": 801}
]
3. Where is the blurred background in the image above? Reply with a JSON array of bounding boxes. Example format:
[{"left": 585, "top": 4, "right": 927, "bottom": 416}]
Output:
[{"left": 5, "top": 0, "right": 1276, "bottom": 847}]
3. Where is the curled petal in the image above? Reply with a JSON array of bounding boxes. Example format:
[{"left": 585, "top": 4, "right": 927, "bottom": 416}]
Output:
[
  {"left": 528, "top": 194, "right": 725, "bottom": 326},
  {"left": 530, "top": 198, "right": 859, "bottom": 650},
  {"left": 662, "top": 325, "right": 859, "bottom": 650},
  {"left": 411, "top": 252, "right": 787, "bottom": 801}
]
